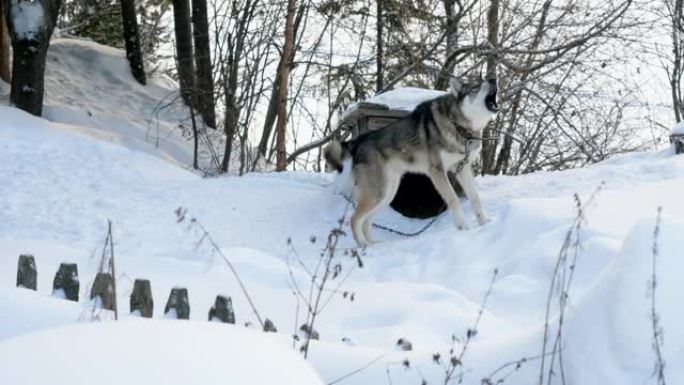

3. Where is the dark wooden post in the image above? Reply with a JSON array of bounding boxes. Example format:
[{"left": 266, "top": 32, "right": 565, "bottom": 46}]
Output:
[
  {"left": 208, "top": 295, "right": 235, "bottom": 323},
  {"left": 90, "top": 272, "right": 116, "bottom": 310},
  {"left": 53, "top": 263, "right": 79, "bottom": 301},
  {"left": 164, "top": 287, "right": 190, "bottom": 319},
  {"left": 130, "top": 278, "right": 154, "bottom": 317},
  {"left": 263, "top": 318, "right": 277, "bottom": 332},
  {"left": 16, "top": 254, "right": 37, "bottom": 290}
]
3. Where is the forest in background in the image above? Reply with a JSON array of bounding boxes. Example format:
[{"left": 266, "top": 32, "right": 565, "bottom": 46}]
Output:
[{"left": 0, "top": 0, "right": 681, "bottom": 174}]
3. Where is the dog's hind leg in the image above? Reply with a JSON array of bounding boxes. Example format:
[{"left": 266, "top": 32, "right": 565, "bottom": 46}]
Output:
[
  {"left": 350, "top": 188, "right": 380, "bottom": 247},
  {"left": 455, "top": 166, "right": 489, "bottom": 225},
  {"left": 427, "top": 167, "right": 469, "bottom": 230},
  {"left": 361, "top": 171, "right": 401, "bottom": 244}
]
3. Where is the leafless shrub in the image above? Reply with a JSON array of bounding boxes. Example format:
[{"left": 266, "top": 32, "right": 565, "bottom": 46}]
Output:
[
  {"left": 649, "top": 206, "right": 667, "bottom": 385},
  {"left": 81, "top": 220, "right": 119, "bottom": 322},
  {"left": 150, "top": 91, "right": 223, "bottom": 175},
  {"left": 436, "top": 269, "right": 499, "bottom": 385},
  {"left": 175, "top": 207, "right": 265, "bottom": 328},
  {"left": 383, "top": 268, "right": 499, "bottom": 385},
  {"left": 482, "top": 352, "right": 551, "bottom": 385},
  {"left": 537, "top": 183, "right": 603, "bottom": 385},
  {"left": 285, "top": 205, "right": 364, "bottom": 358},
  {"left": 326, "top": 351, "right": 392, "bottom": 385}
]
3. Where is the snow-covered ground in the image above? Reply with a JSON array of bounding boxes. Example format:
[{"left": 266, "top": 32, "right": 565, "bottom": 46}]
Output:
[
  {"left": 1, "top": 38, "right": 683, "bottom": 384},
  {"left": 0, "top": 320, "right": 324, "bottom": 385}
]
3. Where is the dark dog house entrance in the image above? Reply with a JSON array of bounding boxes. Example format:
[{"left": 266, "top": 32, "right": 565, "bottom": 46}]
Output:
[
  {"left": 341, "top": 95, "right": 463, "bottom": 219},
  {"left": 390, "top": 173, "right": 446, "bottom": 218}
]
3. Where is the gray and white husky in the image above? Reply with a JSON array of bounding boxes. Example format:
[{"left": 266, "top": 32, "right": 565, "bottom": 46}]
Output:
[{"left": 325, "top": 77, "right": 499, "bottom": 247}]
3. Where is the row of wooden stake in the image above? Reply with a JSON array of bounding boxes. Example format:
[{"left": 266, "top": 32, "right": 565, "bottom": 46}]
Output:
[{"left": 15, "top": 254, "right": 241, "bottom": 324}]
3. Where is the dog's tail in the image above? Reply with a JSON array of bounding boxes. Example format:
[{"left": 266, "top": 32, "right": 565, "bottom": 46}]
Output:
[{"left": 324, "top": 139, "right": 352, "bottom": 173}]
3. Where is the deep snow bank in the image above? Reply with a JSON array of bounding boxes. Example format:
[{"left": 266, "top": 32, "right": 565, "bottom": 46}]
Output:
[
  {"left": 0, "top": 320, "right": 324, "bottom": 385},
  {"left": 0, "top": 101, "right": 683, "bottom": 385}
]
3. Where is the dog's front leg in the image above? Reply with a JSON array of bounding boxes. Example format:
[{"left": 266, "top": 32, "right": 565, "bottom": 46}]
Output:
[
  {"left": 455, "top": 166, "right": 489, "bottom": 225},
  {"left": 428, "top": 168, "right": 469, "bottom": 230}
]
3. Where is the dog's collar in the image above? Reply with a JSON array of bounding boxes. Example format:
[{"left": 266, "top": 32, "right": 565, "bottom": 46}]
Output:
[{"left": 454, "top": 123, "right": 481, "bottom": 142}]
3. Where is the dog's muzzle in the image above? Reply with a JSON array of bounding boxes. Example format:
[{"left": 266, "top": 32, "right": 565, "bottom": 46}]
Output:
[{"left": 485, "top": 78, "right": 498, "bottom": 113}]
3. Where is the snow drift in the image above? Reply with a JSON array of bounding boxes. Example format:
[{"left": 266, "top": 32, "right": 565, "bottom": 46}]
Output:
[{"left": 0, "top": 320, "right": 324, "bottom": 385}]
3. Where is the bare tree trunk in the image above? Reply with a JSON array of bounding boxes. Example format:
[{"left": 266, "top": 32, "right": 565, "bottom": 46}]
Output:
[
  {"left": 669, "top": 0, "right": 683, "bottom": 122},
  {"left": 481, "top": 0, "right": 499, "bottom": 174},
  {"left": 172, "top": 0, "right": 195, "bottom": 105},
  {"left": 435, "top": 0, "right": 458, "bottom": 90},
  {"left": 219, "top": 20, "right": 241, "bottom": 174},
  {"left": 254, "top": 3, "right": 306, "bottom": 168},
  {"left": 221, "top": 91, "right": 238, "bottom": 171},
  {"left": 0, "top": 0, "right": 10, "bottom": 83},
  {"left": 375, "top": 0, "right": 384, "bottom": 92},
  {"left": 120, "top": 0, "right": 146, "bottom": 85},
  {"left": 6, "top": 0, "right": 61, "bottom": 116},
  {"left": 189, "top": 105, "right": 199, "bottom": 169},
  {"left": 192, "top": 0, "right": 216, "bottom": 128},
  {"left": 254, "top": 81, "right": 279, "bottom": 165},
  {"left": 275, "top": 0, "right": 296, "bottom": 171},
  {"left": 494, "top": 0, "right": 551, "bottom": 175},
  {"left": 218, "top": 0, "right": 260, "bottom": 173}
]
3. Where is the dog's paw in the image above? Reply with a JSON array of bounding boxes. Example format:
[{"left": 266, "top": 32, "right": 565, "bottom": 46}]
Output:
[
  {"left": 454, "top": 220, "right": 470, "bottom": 231},
  {"left": 364, "top": 238, "right": 377, "bottom": 246},
  {"left": 477, "top": 214, "right": 492, "bottom": 226},
  {"left": 354, "top": 236, "right": 374, "bottom": 248}
]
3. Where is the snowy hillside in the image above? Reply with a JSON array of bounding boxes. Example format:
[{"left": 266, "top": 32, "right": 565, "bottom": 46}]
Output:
[
  {"left": 0, "top": 38, "right": 197, "bottom": 168},
  {"left": 1, "top": 99, "right": 683, "bottom": 384},
  {"left": 1, "top": 38, "right": 684, "bottom": 385}
]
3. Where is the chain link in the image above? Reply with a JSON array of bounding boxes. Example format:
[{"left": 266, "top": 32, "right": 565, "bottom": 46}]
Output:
[
  {"left": 340, "top": 193, "right": 445, "bottom": 238},
  {"left": 453, "top": 138, "right": 473, "bottom": 175}
]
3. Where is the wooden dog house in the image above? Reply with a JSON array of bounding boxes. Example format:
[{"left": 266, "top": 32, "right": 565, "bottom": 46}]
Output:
[{"left": 339, "top": 88, "right": 463, "bottom": 219}]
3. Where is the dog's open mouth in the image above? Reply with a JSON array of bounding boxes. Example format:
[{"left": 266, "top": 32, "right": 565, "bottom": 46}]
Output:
[{"left": 485, "top": 85, "right": 498, "bottom": 113}]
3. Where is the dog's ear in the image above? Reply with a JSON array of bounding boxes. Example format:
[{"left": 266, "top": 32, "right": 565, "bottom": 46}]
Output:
[{"left": 450, "top": 77, "right": 462, "bottom": 95}]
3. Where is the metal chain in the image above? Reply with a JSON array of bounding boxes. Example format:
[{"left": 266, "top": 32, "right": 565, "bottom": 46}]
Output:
[
  {"left": 340, "top": 193, "right": 445, "bottom": 238},
  {"left": 453, "top": 138, "right": 473, "bottom": 175}
]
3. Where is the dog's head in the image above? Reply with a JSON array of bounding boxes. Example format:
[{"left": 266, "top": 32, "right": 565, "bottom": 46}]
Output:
[{"left": 450, "top": 76, "right": 498, "bottom": 130}]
